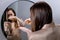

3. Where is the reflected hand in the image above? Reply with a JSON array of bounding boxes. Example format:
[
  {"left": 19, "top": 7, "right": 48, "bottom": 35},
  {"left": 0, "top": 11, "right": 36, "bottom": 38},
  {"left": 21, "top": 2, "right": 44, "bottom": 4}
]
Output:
[
  {"left": 4, "top": 22, "right": 10, "bottom": 27},
  {"left": 8, "top": 16, "right": 17, "bottom": 21},
  {"left": 4, "top": 22, "right": 11, "bottom": 31}
]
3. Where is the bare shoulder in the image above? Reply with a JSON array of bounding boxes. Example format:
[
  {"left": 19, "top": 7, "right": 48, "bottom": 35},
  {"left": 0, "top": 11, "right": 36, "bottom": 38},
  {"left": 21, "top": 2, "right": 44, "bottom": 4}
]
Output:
[{"left": 29, "top": 27, "right": 55, "bottom": 40}]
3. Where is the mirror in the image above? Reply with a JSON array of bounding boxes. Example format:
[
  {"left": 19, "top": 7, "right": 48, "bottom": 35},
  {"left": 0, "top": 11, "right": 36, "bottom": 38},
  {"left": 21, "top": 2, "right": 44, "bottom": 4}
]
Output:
[{"left": 1, "top": 0, "right": 34, "bottom": 40}]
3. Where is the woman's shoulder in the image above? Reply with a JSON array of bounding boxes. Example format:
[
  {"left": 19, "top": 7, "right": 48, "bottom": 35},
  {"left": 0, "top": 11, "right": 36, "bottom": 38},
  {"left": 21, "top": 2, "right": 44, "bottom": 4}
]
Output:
[
  {"left": 32, "top": 27, "right": 54, "bottom": 36},
  {"left": 29, "top": 24, "right": 55, "bottom": 40},
  {"left": 29, "top": 29, "right": 55, "bottom": 40},
  {"left": 33, "top": 23, "right": 54, "bottom": 34}
]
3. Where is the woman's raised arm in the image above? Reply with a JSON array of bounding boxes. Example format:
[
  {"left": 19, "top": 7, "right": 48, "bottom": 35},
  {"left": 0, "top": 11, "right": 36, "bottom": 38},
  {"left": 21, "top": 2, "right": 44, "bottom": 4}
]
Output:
[{"left": 19, "top": 27, "right": 32, "bottom": 36}]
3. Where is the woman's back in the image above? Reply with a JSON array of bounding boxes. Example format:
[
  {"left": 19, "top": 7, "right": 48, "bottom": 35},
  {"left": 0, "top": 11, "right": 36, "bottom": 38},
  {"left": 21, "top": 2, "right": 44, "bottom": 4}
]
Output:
[{"left": 29, "top": 23, "right": 56, "bottom": 40}]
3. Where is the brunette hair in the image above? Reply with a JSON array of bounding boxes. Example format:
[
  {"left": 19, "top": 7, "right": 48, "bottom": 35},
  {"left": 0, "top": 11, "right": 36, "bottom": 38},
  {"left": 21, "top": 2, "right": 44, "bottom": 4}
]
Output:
[
  {"left": 6, "top": 8, "right": 16, "bottom": 16},
  {"left": 30, "top": 2, "right": 52, "bottom": 32}
]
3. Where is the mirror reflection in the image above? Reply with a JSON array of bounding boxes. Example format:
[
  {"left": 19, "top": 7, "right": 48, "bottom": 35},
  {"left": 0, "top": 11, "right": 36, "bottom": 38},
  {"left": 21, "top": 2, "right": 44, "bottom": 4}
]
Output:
[{"left": 1, "top": 1, "right": 34, "bottom": 40}]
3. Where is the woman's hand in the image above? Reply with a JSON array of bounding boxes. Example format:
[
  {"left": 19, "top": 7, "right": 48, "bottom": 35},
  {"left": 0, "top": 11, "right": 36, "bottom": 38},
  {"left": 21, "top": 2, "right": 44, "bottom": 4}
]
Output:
[
  {"left": 4, "top": 22, "right": 9, "bottom": 27},
  {"left": 8, "top": 16, "right": 25, "bottom": 26},
  {"left": 24, "top": 18, "right": 31, "bottom": 25},
  {"left": 4, "top": 22, "right": 11, "bottom": 31},
  {"left": 8, "top": 16, "right": 17, "bottom": 21}
]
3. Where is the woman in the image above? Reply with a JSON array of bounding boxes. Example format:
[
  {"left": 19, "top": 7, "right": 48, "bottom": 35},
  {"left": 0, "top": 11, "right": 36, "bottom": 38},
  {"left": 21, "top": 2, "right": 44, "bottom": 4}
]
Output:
[
  {"left": 19, "top": 2, "right": 56, "bottom": 40},
  {"left": 2, "top": 8, "right": 24, "bottom": 40}
]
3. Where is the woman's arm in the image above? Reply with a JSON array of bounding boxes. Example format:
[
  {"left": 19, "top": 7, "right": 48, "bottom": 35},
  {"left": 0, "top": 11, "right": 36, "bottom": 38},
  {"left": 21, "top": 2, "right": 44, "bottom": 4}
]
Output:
[
  {"left": 19, "top": 27, "right": 32, "bottom": 36},
  {"left": 11, "top": 16, "right": 25, "bottom": 26},
  {"left": 4, "top": 22, "right": 8, "bottom": 31},
  {"left": 8, "top": 16, "right": 25, "bottom": 26},
  {"left": 4, "top": 22, "right": 11, "bottom": 35},
  {"left": 16, "top": 17, "right": 25, "bottom": 26}
]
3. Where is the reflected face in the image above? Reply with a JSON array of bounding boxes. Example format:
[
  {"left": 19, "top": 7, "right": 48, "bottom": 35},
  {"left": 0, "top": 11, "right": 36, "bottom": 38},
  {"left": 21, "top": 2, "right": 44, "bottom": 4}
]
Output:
[
  {"left": 6, "top": 10, "right": 15, "bottom": 18},
  {"left": 6, "top": 10, "right": 15, "bottom": 20}
]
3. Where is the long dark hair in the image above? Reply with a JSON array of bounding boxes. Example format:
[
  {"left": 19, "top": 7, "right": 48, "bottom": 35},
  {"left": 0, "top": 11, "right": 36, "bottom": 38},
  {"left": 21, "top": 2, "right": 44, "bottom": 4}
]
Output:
[
  {"left": 1, "top": 8, "right": 16, "bottom": 37},
  {"left": 30, "top": 2, "right": 52, "bottom": 32}
]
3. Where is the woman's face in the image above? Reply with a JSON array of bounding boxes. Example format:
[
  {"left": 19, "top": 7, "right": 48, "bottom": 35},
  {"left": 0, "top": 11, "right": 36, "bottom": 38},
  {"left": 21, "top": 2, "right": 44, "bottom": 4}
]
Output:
[{"left": 6, "top": 10, "right": 15, "bottom": 19}]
